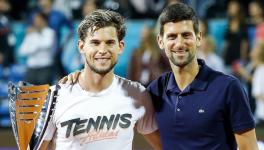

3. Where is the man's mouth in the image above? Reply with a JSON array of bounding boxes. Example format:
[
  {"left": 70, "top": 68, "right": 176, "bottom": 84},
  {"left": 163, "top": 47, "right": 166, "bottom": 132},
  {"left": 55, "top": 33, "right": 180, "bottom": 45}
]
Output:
[
  {"left": 94, "top": 58, "right": 110, "bottom": 62},
  {"left": 173, "top": 49, "right": 188, "bottom": 54}
]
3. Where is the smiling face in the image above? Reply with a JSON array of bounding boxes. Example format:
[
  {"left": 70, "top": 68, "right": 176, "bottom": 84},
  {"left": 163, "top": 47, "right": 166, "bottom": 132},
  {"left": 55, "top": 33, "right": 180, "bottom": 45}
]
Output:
[
  {"left": 158, "top": 20, "right": 201, "bottom": 68},
  {"left": 78, "top": 26, "right": 124, "bottom": 74}
]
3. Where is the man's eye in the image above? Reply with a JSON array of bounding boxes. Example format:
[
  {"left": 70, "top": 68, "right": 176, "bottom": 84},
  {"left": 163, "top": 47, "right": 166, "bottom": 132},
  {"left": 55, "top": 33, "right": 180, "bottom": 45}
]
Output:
[
  {"left": 182, "top": 33, "right": 192, "bottom": 38},
  {"left": 106, "top": 41, "right": 115, "bottom": 45},
  {"left": 91, "top": 41, "right": 100, "bottom": 45},
  {"left": 167, "top": 35, "right": 176, "bottom": 40}
]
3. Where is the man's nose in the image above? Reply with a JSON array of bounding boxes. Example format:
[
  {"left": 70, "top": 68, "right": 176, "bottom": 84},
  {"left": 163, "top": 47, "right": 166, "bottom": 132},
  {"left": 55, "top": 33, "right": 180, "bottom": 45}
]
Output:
[
  {"left": 98, "top": 43, "right": 107, "bottom": 53},
  {"left": 175, "top": 35, "right": 184, "bottom": 48}
]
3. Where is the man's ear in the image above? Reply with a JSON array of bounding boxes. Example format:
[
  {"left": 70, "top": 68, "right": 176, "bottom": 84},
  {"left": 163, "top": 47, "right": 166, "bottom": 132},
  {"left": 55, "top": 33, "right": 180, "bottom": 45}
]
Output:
[
  {"left": 157, "top": 34, "right": 164, "bottom": 49},
  {"left": 196, "top": 32, "right": 202, "bottom": 47},
  {"left": 118, "top": 40, "right": 125, "bottom": 54},
  {"left": 78, "top": 40, "right": 84, "bottom": 54}
]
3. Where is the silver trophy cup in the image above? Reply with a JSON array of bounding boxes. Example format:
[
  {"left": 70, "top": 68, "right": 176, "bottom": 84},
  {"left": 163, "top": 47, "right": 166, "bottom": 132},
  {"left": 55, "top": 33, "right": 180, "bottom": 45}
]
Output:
[{"left": 8, "top": 82, "right": 60, "bottom": 150}]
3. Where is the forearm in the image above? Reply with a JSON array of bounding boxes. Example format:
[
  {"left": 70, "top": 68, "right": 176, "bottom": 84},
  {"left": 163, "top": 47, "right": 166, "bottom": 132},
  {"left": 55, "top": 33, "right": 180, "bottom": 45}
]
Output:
[
  {"left": 39, "top": 140, "right": 50, "bottom": 150},
  {"left": 235, "top": 129, "right": 259, "bottom": 150},
  {"left": 237, "top": 142, "right": 259, "bottom": 150},
  {"left": 143, "top": 130, "right": 162, "bottom": 150}
]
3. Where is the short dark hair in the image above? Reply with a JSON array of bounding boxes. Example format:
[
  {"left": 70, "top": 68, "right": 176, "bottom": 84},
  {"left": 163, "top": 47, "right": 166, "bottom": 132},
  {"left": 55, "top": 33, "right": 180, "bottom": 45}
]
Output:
[
  {"left": 158, "top": 3, "right": 199, "bottom": 35},
  {"left": 77, "top": 9, "right": 126, "bottom": 41}
]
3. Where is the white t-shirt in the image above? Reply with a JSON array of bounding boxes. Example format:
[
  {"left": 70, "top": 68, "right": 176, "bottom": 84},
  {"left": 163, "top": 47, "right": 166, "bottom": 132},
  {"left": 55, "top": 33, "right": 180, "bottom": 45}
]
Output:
[
  {"left": 252, "top": 65, "right": 264, "bottom": 120},
  {"left": 19, "top": 27, "right": 55, "bottom": 68},
  {"left": 43, "top": 75, "right": 157, "bottom": 150}
]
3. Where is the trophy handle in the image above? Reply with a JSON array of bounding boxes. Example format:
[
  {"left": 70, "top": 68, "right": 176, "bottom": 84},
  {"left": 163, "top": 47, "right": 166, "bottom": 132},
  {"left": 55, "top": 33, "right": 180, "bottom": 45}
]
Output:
[
  {"left": 8, "top": 82, "right": 20, "bottom": 148},
  {"left": 31, "top": 85, "right": 60, "bottom": 150}
]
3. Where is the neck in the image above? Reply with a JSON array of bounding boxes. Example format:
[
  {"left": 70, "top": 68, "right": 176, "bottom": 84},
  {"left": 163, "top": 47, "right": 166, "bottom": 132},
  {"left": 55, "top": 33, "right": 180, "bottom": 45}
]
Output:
[
  {"left": 36, "top": 25, "right": 46, "bottom": 31},
  {"left": 171, "top": 58, "right": 199, "bottom": 91},
  {"left": 79, "top": 67, "right": 114, "bottom": 93}
]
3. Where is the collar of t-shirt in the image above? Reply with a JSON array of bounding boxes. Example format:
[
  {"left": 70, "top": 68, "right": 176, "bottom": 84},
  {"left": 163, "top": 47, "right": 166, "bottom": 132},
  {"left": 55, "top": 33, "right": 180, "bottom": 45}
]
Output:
[
  {"left": 76, "top": 75, "right": 117, "bottom": 97},
  {"left": 166, "top": 59, "right": 210, "bottom": 94}
]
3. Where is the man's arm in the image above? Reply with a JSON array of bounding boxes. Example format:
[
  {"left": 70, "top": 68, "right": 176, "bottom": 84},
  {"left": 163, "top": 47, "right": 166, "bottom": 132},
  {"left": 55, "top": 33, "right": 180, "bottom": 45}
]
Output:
[
  {"left": 39, "top": 140, "right": 51, "bottom": 150},
  {"left": 143, "top": 130, "right": 162, "bottom": 150},
  {"left": 235, "top": 129, "right": 259, "bottom": 150}
]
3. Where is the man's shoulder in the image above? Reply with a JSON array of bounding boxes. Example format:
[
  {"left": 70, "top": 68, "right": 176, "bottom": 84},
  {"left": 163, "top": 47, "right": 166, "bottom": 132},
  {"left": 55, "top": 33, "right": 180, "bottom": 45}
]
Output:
[
  {"left": 50, "top": 83, "right": 78, "bottom": 96},
  {"left": 50, "top": 83, "right": 69, "bottom": 90},
  {"left": 205, "top": 67, "right": 242, "bottom": 91},
  {"left": 148, "top": 71, "right": 172, "bottom": 88},
  {"left": 146, "top": 72, "right": 172, "bottom": 97},
  {"left": 115, "top": 75, "right": 146, "bottom": 92},
  {"left": 43, "top": 27, "right": 55, "bottom": 34},
  {"left": 208, "top": 68, "right": 238, "bottom": 84},
  {"left": 115, "top": 75, "right": 152, "bottom": 102}
]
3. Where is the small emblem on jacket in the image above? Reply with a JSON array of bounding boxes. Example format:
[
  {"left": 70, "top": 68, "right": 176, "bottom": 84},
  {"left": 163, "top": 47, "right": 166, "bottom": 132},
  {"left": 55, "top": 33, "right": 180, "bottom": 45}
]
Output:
[{"left": 198, "top": 109, "right": 205, "bottom": 113}]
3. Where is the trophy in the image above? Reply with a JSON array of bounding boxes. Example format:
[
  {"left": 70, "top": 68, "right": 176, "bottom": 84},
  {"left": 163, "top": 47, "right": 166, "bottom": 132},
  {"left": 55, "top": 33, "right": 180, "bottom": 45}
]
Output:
[{"left": 8, "top": 82, "right": 60, "bottom": 150}]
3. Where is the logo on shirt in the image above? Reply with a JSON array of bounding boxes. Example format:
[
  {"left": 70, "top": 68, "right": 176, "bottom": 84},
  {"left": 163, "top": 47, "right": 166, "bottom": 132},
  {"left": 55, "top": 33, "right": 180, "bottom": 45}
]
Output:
[
  {"left": 198, "top": 109, "right": 205, "bottom": 114},
  {"left": 60, "top": 113, "right": 132, "bottom": 142}
]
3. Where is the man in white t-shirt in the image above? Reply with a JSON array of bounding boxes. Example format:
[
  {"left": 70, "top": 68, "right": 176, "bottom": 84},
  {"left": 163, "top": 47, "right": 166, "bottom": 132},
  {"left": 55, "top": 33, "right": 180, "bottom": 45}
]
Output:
[{"left": 40, "top": 9, "right": 161, "bottom": 150}]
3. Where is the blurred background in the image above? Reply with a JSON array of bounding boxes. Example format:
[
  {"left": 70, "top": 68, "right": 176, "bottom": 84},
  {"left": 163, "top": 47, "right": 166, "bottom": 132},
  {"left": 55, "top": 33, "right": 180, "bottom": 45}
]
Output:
[{"left": 1, "top": 0, "right": 264, "bottom": 149}]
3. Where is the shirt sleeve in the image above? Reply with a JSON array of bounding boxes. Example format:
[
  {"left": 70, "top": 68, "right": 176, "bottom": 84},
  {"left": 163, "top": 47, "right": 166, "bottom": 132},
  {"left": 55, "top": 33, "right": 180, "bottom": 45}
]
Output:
[
  {"left": 136, "top": 88, "right": 158, "bottom": 135},
  {"left": 226, "top": 79, "right": 255, "bottom": 133},
  {"left": 43, "top": 116, "right": 56, "bottom": 141}
]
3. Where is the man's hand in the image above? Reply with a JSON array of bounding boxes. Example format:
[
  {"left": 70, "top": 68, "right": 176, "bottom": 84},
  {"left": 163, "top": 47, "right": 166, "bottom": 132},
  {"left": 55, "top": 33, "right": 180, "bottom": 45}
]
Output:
[{"left": 59, "top": 70, "right": 82, "bottom": 84}]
